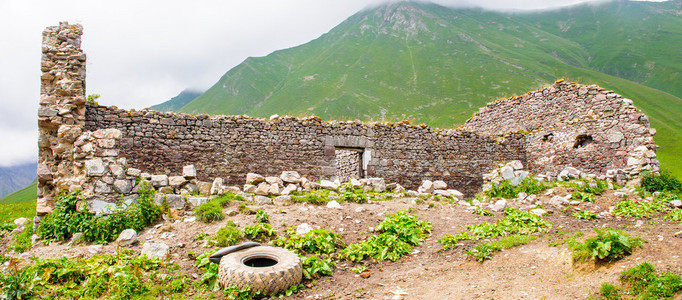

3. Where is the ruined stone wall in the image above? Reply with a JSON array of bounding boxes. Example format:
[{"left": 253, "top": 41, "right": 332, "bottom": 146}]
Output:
[
  {"left": 36, "top": 23, "right": 659, "bottom": 215},
  {"left": 36, "top": 22, "right": 87, "bottom": 215},
  {"left": 463, "top": 81, "right": 658, "bottom": 180},
  {"left": 84, "top": 106, "right": 525, "bottom": 199}
]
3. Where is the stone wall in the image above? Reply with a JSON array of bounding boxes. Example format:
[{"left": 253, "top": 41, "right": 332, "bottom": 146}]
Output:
[
  {"left": 36, "top": 23, "right": 659, "bottom": 215},
  {"left": 36, "top": 22, "right": 87, "bottom": 214},
  {"left": 335, "top": 149, "right": 362, "bottom": 182},
  {"left": 83, "top": 106, "right": 525, "bottom": 200},
  {"left": 463, "top": 80, "right": 658, "bottom": 181}
]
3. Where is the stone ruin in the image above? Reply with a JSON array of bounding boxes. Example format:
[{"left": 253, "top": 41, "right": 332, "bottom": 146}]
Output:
[{"left": 35, "top": 22, "right": 659, "bottom": 218}]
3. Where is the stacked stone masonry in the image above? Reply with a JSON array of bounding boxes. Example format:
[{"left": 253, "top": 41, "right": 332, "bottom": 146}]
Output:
[
  {"left": 36, "top": 24, "right": 659, "bottom": 215},
  {"left": 463, "top": 80, "right": 659, "bottom": 181}
]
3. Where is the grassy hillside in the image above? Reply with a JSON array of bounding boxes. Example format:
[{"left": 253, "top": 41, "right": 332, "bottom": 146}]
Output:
[
  {"left": 0, "top": 180, "right": 36, "bottom": 224},
  {"left": 150, "top": 89, "right": 202, "bottom": 112},
  {"left": 177, "top": 1, "right": 681, "bottom": 176},
  {"left": 0, "top": 162, "right": 36, "bottom": 198}
]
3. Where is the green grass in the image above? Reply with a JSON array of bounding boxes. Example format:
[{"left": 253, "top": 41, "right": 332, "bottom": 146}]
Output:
[
  {"left": 0, "top": 180, "right": 36, "bottom": 204},
  {"left": 0, "top": 180, "right": 37, "bottom": 224},
  {"left": 466, "top": 234, "right": 538, "bottom": 262}
]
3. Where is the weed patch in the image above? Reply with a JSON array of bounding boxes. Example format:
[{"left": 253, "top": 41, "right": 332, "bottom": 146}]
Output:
[
  {"left": 593, "top": 262, "right": 682, "bottom": 299},
  {"left": 571, "top": 228, "right": 644, "bottom": 262},
  {"left": 37, "top": 186, "right": 160, "bottom": 244},
  {"left": 465, "top": 234, "right": 537, "bottom": 262},
  {"left": 195, "top": 201, "right": 224, "bottom": 223},
  {"left": 342, "top": 210, "right": 431, "bottom": 262},
  {"left": 270, "top": 228, "right": 344, "bottom": 255},
  {"left": 0, "top": 250, "right": 189, "bottom": 299},
  {"left": 572, "top": 210, "right": 597, "bottom": 220},
  {"left": 209, "top": 221, "right": 243, "bottom": 247},
  {"left": 485, "top": 176, "right": 553, "bottom": 199},
  {"left": 9, "top": 225, "right": 33, "bottom": 253},
  {"left": 613, "top": 198, "right": 667, "bottom": 218}
]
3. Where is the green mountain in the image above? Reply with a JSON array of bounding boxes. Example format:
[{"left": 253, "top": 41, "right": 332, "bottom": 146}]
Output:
[
  {"left": 151, "top": 89, "right": 202, "bottom": 112},
  {"left": 0, "top": 179, "right": 36, "bottom": 204},
  {"left": 175, "top": 1, "right": 682, "bottom": 176},
  {"left": 0, "top": 163, "right": 36, "bottom": 198}
]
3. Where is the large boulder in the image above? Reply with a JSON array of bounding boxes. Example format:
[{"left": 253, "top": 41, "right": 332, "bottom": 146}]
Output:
[
  {"left": 166, "top": 194, "right": 186, "bottom": 210},
  {"left": 151, "top": 175, "right": 169, "bottom": 187},
  {"left": 280, "top": 171, "right": 302, "bottom": 184},
  {"left": 246, "top": 173, "right": 265, "bottom": 185},
  {"left": 116, "top": 229, "right": 138, "bottom": 247},
  {"left": 169, "top": 176, "right": 187, "bottom": 187},
  {"left": 432, "top": 180, "right": 447, "bottom": 190},
  {"left": 141, "top": 242, "right": 169, "bottom": 260},
  {"left": 320, "top": 180, "right": 338, "bottom": 190},
  {"left": 183, "top": 165, "right": 197, "bottom": 179},
  {"left": 368, "top": 178, "right": 386, "bottom": 193},
  {"left": 255, "top": 182, "right": 270, "bottom": 195},
  {"left": 418, "top": 180, "right": 434, "bottom": 194}
]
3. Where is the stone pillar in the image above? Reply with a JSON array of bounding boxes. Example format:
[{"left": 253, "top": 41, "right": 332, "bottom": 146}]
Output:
[{"left": 37, "top": 22, "right": 86, "bottom": 215}]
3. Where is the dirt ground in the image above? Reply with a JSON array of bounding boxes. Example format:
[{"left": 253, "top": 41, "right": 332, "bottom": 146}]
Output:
[{"left": 4, "top": 187, "right": 682, "bottom": 299}]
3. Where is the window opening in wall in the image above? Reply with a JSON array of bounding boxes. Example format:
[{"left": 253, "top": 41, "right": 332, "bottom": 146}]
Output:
[
  {"left": 543, "top": 133, "right": 554, "bottom": 142},
  {"left": 334, "top": 147, "right": 364, "bottom": 182},
  {"left": 573, "top": 134, "right": 593, "bottom": 148}
]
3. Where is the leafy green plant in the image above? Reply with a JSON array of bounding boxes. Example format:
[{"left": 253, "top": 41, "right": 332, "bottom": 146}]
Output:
[
  {"left": 195, "top": 201, "right": 224, "bottom": 223},
  {"left": 465, "top": 234, "right": 537, "bottom": 262},
  {"left": 270, "top": 228, "right": 344, "bottom": 255},
  {"left": 351, "top": 265, "right": 368, "bottom": 274},
  {"left": 485, "top": 176, "right": 553, "bottom": 199},
  {"left": 613, "top": 198, "right": 667, "bottom": 218},
  {"left": 563, "top": 178, "right": 609, "bottom": 195},
  {"left": 255, "top": 209, "right": 269, "bottom": 223},
  {"left": 342, "top": 191, "right": 367, "bottom": 203},
  {"left": 473, "top": 207, "right": 494, "bottom": 216},
  {"left": 86, "top": 93, "right": 100, "bottom": 105},
  {"left": 572, "top": 210, "right": 597, "bottom": 220},
  {"left": 37, "top": 189, "right": 160, "bottom": 244},
  {"left": 243, "top": 223, "right": 276, "bottom": 242},
  {"left": 0, "top": 259, "right": 34, "bottom": 300},
  {"left": 641, "top": 171, "right": 682, "bottom": 193},
  {"left": 571, "top": 191, "right": 595, "bottom": 202},
  {"left": 342, "top": 210, "right": 431, "bottom": 263},
  {"left": 0, "top": 250, "right": 188, "bottom": 299},
  {"left": 209, "top": 221, "right": 243, "bottom": 247},
  {"left": 195, "top": 249, "right": 220, "bottom": 291},
  {"left": 301, "top": 255, "right": 335, "bottom": 279},
  {"left": 620, "top": 261, "right": 658, "bottom": 294},
  {"left": 572, "top": 228, "right": 644, "bottom": 262},
  {"left": 9, "top": 225, "right": 33, "bottom": 253},
  {"left": 665, "top": 209, "right": 682, "bottom": 222}
]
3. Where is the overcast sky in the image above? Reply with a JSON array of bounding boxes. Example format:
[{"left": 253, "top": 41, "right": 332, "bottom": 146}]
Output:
[{"left": 0, "top": 0, "right": 657, "bottom": 167}]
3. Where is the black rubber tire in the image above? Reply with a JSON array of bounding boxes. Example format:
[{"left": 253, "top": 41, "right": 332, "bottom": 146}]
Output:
[{"left": 218, "top": 246, "right": 302, "bottom": 295}]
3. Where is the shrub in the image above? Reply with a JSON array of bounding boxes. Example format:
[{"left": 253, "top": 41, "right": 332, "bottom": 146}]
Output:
[
  {"left": 641, "top": 171, "right": 682, "bottom": 193},
  {"left": 209, "top": 221, "right": 243, "bottom": 247},
  {"left": 37, "top": 190, "right": 160, "bottom": 244},
  {"left": 572, "top": 228, "right": 644, "bottom": 262},
  {"left": 195, "top": 201, "right": 224, "bottom": 223}
]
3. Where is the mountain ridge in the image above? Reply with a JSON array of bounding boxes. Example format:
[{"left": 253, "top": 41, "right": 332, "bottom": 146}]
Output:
[{"left": 160, "top": 0, "right": 682, "bottom": 175}]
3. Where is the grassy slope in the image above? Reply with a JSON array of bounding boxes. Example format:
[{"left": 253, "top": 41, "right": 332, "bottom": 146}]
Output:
[
  {"left": 150, "top": 90, "right": 202, "bottom": 112},
  {"left": 0, "top": 180, "right": 36, "bottom": 224},
  {"left": 179, "top": 2, "right": 681, "bottom": 176}
]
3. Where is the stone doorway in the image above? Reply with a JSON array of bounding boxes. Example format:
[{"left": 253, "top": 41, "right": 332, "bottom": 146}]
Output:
[{"left": 334, "top": 147, "right": 364, "bottom": 182}]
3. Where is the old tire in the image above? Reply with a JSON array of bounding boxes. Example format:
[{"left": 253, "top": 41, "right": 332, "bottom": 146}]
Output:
[{"left": 218, "top": 246, "right": 302, "bottom": 295}]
